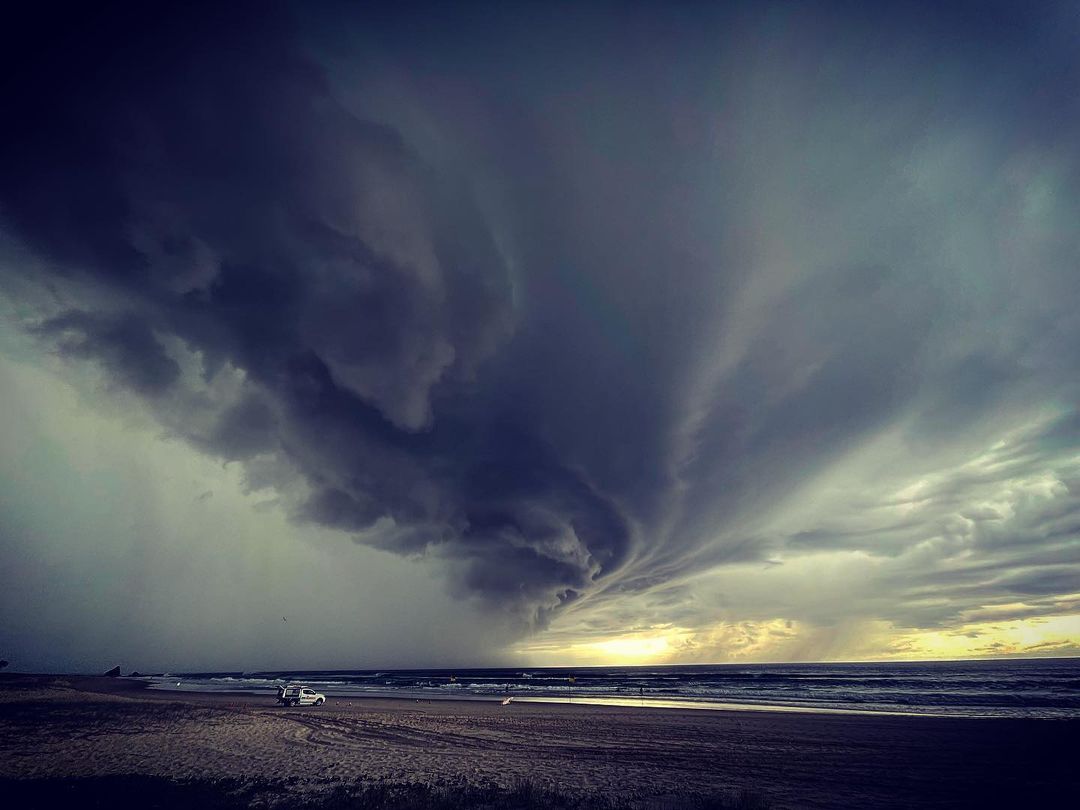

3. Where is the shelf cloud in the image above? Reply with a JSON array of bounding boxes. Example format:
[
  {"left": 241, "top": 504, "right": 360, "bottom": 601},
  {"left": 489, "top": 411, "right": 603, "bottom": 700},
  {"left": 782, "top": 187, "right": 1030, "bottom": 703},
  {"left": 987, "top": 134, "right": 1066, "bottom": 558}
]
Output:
[{"left": 2, "top": 1, "right": 1078, "bottom": 664}]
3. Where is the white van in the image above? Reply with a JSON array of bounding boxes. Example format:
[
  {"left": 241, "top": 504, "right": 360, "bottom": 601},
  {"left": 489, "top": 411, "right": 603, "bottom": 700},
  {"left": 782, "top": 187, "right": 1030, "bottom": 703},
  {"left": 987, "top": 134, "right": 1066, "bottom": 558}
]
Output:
[{"left": 276, "top": 683, "right": 326, "bottom": 707}]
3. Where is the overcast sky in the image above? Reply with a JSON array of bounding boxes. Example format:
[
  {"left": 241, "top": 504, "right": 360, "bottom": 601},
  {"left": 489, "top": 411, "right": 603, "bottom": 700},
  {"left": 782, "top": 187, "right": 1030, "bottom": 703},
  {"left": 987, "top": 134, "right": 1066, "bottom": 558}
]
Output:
[{"left": 2, "top": 0, "right": 1079, "bottom": 672}]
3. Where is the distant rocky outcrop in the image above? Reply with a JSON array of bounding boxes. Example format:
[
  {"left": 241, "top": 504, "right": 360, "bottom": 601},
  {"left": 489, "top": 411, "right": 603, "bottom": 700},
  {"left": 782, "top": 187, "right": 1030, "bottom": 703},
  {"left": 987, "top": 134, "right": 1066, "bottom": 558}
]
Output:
[
  {"left": 104, "top": 665, "right": 121, "bottom": 677},
  {"left": 129, "top": 671, "right": 142, "bottom": 677}
]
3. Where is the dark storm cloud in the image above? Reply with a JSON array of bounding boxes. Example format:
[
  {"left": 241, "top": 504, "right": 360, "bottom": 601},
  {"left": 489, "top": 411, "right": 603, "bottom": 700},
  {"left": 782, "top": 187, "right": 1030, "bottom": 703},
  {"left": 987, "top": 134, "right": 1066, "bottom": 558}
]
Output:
[
  {"left": 3, "top": 0, "right": 1080, "bottom": 641},
  {"left": 0, "top": 1, "right": 630, "bottom": 627},
  {"left": 32, "top": 311, "right": 180, "bottom": 395}
]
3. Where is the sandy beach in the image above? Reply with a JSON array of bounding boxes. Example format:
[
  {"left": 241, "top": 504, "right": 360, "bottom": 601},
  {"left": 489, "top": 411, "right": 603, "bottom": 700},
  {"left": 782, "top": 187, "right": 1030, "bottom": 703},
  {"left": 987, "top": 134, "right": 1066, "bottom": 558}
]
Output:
[{"left": 1, "top": 675, "right": 1076, "bottom": 808}]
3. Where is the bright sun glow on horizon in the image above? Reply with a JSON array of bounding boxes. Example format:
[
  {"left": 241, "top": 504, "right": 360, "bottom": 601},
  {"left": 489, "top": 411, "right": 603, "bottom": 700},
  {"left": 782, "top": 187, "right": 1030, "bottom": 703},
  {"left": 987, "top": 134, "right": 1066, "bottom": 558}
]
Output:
[
  {"left": 516, "top": 614, "right": 1080, "bottom": 668},
  {"left": 516, "top": 627, "right": 693, "bottom": 666},
  {"left": 572, "top": 630, "right": 692, "bottom": 664},
  {"left": 886, "top": 614, "right": 1080, "bottom": 661}
]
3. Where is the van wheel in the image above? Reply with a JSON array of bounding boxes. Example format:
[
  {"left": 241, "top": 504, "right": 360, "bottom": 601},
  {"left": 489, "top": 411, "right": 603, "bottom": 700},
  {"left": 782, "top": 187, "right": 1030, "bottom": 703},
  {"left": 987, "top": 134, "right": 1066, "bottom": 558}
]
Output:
[{"left": 315, "top": 698, "right": 324, "bottom": 706}]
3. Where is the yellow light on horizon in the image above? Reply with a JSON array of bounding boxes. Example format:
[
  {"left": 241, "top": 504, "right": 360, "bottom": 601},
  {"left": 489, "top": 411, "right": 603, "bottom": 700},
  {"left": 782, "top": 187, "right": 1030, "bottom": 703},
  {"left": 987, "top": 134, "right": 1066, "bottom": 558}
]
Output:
[
  {"left": 515, "top": 613, "right": 1080, "bottom": 667},
  {"left": 587, "top": 634, "right": 677, "bottom": 662},
  {"left": 516, "top": 627, "right": 693, "bottom": 666},
  {"left": 885, "top": 614, "right": 1080, "bottom": 661}
]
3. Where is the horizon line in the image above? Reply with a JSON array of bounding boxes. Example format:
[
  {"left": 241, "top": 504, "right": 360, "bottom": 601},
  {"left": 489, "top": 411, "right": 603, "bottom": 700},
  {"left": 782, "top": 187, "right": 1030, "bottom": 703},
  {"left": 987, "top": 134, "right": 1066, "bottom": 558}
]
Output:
[{"left": 3, "top": 653, "right": 1078, "bottom": 677}]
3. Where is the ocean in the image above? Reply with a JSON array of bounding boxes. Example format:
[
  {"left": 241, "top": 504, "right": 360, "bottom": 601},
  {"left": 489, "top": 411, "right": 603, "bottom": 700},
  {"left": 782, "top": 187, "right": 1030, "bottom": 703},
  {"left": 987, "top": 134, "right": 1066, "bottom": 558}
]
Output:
[{"left": 144, "top": 657, "right": 1080, "bottom": 718}]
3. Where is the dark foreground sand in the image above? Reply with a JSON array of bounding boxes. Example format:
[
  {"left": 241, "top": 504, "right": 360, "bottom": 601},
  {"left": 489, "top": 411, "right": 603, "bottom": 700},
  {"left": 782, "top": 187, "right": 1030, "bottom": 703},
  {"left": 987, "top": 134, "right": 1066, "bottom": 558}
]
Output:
[{"left": 1, "top": 675, "right": 1077, "bottom": 809}]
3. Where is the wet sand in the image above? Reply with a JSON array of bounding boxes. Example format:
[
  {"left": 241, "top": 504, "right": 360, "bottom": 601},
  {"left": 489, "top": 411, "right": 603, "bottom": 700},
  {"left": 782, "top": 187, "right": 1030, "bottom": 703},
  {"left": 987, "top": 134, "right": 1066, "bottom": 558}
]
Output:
[{"left": 1, "top": 675, "right": 1077, "bottom": 808}]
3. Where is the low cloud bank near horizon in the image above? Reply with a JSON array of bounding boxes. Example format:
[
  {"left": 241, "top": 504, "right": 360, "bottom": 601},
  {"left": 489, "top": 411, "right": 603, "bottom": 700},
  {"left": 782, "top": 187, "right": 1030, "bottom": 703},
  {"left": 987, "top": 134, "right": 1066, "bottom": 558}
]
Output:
[{"left": 1, "top": 1, "right": 1079, "bottom": 668}]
